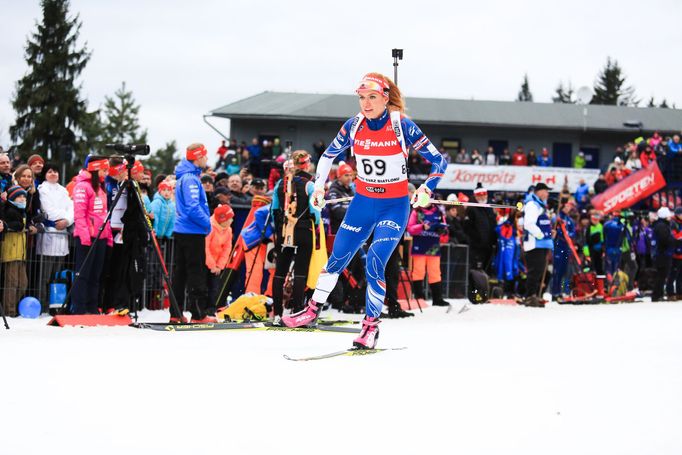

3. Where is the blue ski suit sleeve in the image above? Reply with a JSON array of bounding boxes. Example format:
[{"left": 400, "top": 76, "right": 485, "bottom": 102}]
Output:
[{"left": 401, "top": 117, "right": 447, "bottom": 192}]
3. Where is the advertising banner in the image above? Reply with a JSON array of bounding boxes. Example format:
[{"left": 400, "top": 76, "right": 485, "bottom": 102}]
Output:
[
  {"left": 590, "top": 162, "right": 666, "bottom": 213},
  {"left": 437, "top": 164, "right": 600, "bottom": 193}
]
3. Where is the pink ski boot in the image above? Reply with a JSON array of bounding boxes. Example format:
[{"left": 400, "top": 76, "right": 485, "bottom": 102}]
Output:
[
  {"left": 353, "top": 316, "right": 380, "bottom": 349},
  {"left": 281, "top": 300, "right": 321, "bottom": 328}
]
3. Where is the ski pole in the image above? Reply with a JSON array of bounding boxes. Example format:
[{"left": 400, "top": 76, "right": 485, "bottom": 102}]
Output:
[
  {"left": 325, "top": 196, "right": 353, "bottom": 205},
  {"left": 430, "top": 199, "right": 524, "bottom": 211}
]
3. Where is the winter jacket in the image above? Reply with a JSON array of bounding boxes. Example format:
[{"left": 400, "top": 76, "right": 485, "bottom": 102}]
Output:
[
  {"left": 668, "top": 139, "right": 682, "bottom": 155},
  {"left": 446, "top": 213, "right": 469, "bottom": 245},
  {"left": 537, "top": 155, "right": 553, "bottom": 167},
  {"left": 326, "top": 179, "right": 355, "bottom": 233},
  {"left": 574, "top": 183, "right": 590, "bottom": 208},
  {"left": 73, "top": 170, "right": 113, "bottom": 247},
  {"left": 511, "top": 152, "right": 527, "bottom": 166},
  {"left": 1, "top": 202, "right": 27, "bottom": 262},
  {"left": 407, "top": 206, "right": 447, "bottom": 256},
  {"left": 573, "top": 155, "right": 586, "bottom": 168},
  {"left": 241, "top": 204, "right": 274, "bottom": 250},
  {"left": 37, "top": 181, "right": 74, "bottom": 256},
  {"left": 464, "top": 205, "right": 497, "bottom": 248},
  {"left": 173, "top": 159, "right": 211, "bottom": 235},
  {"left": 150, "top": 192, "right": 175, "bottom": 239},
  {"left": 652, "top": 219, "right": 674, "bottom": 258},
  {"left": 640, "top": 151, "right": 656, "bottom": 168},
  {"left": 523, "top": 193, "right": 554, "bottom": 251},
  {"left": 205, "top": 215, "right": 233, "bottom": 270}
]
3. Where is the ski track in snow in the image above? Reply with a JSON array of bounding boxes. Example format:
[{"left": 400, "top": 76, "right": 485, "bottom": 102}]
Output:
[{"left": 2, "top": 300, "right": 682, "bottom": 455}]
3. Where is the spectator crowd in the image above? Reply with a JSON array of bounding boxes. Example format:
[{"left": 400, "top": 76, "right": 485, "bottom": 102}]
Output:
[{"left": 0, "top": 128, "right": 681, "bottom": 320}]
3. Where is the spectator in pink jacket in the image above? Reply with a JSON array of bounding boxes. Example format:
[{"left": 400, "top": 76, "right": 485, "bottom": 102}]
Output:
[{"left": 71, "top": 156, "right": 113, "bottom": 314}]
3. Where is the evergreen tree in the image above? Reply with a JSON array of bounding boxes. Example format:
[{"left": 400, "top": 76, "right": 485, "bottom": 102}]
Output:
[
  {"left": 647, "top": 97, "right": 656, "bottom": 108},
  {"left": 591, "top": 57, "right": 638, "bottom": 106},
  {"left": 10, "top": 0, "right": 91, "bottom": 163},
  {"left": 516, "top": 74, "right": 533, "bottom": 102},
  {"left": 552, "top": 81, "right": 575, "bottom": 103},
  {"left": 100, "top": 82, "right": 148, "bottom": 145},
  {"left": 143, "top": 141, "right": 179, "bottom": 178},
  {"left": 659, "top": 99, "right": 669, "bottom": 109}
]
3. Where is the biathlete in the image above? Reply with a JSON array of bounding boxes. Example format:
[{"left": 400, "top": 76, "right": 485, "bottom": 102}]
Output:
[{"left": 282, "top": 72, "right": 447, "bottom": 349}]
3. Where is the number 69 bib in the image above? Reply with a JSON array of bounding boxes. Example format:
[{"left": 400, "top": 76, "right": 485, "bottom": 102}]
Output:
[{"left": 351, "top": 116, "right": 408, "bottom": 198}]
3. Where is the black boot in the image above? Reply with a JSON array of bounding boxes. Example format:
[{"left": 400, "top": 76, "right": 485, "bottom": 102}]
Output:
[
  {"left": 383, "top": 296, "right": 414, "bottom": 318},
  {"left": 429, "top": 282, "right": 450, "bottom": 306},
  {"left": 411, "top": 280, "right": 425, "bottom": 300}
]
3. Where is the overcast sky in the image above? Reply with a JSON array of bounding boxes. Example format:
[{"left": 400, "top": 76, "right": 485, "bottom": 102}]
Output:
[{"left": 2, "top": 0, "right": 681, "bottom": 161}]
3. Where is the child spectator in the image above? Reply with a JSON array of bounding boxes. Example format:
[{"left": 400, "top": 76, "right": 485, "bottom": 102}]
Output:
[
  {"left": 206, "top": 204, "right": 234, "bottom": 313},
  {"left": 150, "top": 180, "right": 175, "bottom": 239},
  {"left": 1, "top": 186, "right": 29, "bottom": 316},
  {"left": 407, "top": 202, "right": 449, "bottom": 306}
]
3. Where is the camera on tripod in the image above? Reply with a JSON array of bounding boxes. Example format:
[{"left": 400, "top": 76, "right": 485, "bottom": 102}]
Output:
[{"left": 105, "top": 143, "right": 151, "bottom": 156}]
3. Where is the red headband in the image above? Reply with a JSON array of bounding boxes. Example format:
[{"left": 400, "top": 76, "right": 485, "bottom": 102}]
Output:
[
  {"left": 356, "top": 75, "right": 390, "bottom": 96},
  {"left": 87, "top": 159, "right": 109, "bottom": 172},
  {"left": 187, "top": 144, "right": 208, "bottom": 160}
]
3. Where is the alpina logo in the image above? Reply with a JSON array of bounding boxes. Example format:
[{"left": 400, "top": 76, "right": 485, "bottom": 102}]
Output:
[{"left": 354, "top": 139, "right": 398, "bottom": 151}]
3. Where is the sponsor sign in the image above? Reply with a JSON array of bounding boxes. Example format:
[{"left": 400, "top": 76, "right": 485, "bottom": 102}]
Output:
[
  {"left": 591, "top": 162, "right": 666, "bottom": 213},
  {"left": 439, "top": 164, "right": 600, "bottom": 192}
]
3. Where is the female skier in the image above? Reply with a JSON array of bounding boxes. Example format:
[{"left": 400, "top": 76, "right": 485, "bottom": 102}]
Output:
[{"left": 282, "top": 73, "right": 446, "bottom": 349}]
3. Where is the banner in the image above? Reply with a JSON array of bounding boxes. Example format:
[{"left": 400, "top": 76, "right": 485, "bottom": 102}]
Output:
[
  {"left": 590, "top": 162, "right": 666, "bottom": 213},
  {"left": 437, "top": 164, "right": 600, "bottom": 192}
]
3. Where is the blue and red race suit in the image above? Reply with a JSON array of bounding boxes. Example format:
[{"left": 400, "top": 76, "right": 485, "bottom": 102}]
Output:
[{"left": 311, "top": 109, "right": 446, "bottom": 317}]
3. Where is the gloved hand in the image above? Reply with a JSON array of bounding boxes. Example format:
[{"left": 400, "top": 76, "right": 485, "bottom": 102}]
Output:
[
  {"left": 410, "top": 184, "right": 432, "bottom": 208},
  {"left": 311, "top": 188, "right": 326, "bottom": 210}
]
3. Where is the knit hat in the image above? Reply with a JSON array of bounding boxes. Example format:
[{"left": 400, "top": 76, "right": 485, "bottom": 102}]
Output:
[
  {"left": 186, "top": 143, "right": 208, "bottom": 161},
  {"left": 215, "top": 172, "right": 229, "bottom": 184},
  {"left": 337, "top": 161, "right": 354, "bottom": 176},
  {"left": 7, "top": 185, "right": 27, "bottom": 202},
  {"left": 657, "top": 207, "right": 672, "bottom": 219},
  {"left": 214, "top": 204, "right": 234, "bottom": 223},
  {"left": 473, "top": 182, "right": 487, "bottom": 196},
  {"left": 27, "top": 154, "right": 44, "bottom": 167}
]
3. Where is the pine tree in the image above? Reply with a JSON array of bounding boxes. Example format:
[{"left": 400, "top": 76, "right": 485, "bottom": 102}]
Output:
[
  {"left": 100, "top": 82, "right": 148, "bottom": 145},
  {"left": 10, "top": 0, "right": 91, "bottom": 163},
  {"left": 517, "top": 74, "right": 533, "bottom": 102},
  {"left": 647, "top": 97, "right": 656, "bottom": 108},
  {"left": 552, "top": 81, "right": 575, "bottom": 103},
  {"left": 143, "top": 141, "right": 179, "bottom": 178},
  {"left": 591, "top": 57, "right": 638, "bottom": 106},
  {"left": 660, "top": 99, "right": 669, "bottom": 109}
]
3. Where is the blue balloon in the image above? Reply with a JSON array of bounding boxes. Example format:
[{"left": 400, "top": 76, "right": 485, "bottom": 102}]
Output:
[{"left": 18, "top": 296, "right": 41, "bottom": 319}]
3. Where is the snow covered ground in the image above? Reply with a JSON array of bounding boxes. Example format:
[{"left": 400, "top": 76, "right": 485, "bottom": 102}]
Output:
[{"left": 2, "top": 299, "right": 682, "bottom": 455}]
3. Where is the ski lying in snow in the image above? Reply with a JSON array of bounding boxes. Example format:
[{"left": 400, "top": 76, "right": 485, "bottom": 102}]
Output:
[
  {"left": 283, "top": 347, "right": 407, "bottom": 362},
  {"left": 262, "top": 323, "right": 360, "bottom": 334},
  {"left": 317, "top": 319, "right": 360, "bottom": 326},
  {"left": 131, "top": 321, "right": 265, "bottom": 332},
  {"left": 131, "top": 322, "right": 360, "bottom": 334}
]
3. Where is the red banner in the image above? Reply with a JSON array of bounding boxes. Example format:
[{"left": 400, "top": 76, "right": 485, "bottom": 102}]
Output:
[{"left": 591, "top": 162, "right": 666, "bottom": 213}]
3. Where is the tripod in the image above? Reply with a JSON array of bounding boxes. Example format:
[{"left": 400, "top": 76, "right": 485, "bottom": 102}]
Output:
[{"left": 61, "top": 157, "right": 182, "bottom": 319}]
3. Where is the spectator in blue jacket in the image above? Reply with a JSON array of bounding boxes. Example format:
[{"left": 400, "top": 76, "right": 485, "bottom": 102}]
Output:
[
  {"left": 574, "top": 179, "right": 590, "bottom": 210},
  {"left": 537, "top": 147, "right": 553, "bottom": 167},
  {"left": 668, "top": 134, "right": 681, "bottom": 155},
  {"left": 603, "top": 212, "right": 626, "bottom": 278},
  {"left": 170, "top": 143, "right": 212, "bottom": 324},
  {"left": 150, "top": 180, "right": 175, "bottom": 239}
]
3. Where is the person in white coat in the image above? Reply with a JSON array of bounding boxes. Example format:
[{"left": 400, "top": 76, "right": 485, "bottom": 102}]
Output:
[{"left": 37, "top": 163, "right": 74, "bottom": 311}]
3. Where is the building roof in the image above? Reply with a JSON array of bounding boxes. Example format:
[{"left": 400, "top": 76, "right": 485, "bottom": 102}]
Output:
[{"left": 210, "top": 91, "right": 682, "bottom": 134}]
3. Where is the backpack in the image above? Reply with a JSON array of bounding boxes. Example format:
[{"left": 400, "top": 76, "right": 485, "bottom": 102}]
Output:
[
  {"left": 468, "top": 269, "right": 490, "bottom": 304},
  {"left": 218, "top": 294, "right": 269, "bottom": 322}
]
